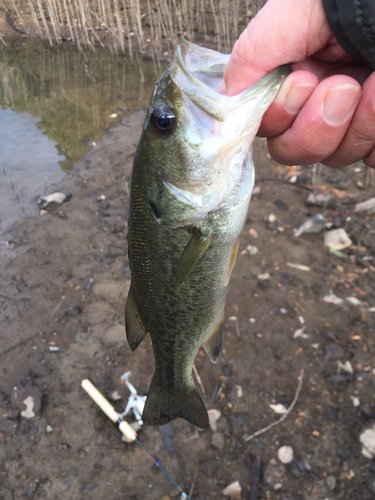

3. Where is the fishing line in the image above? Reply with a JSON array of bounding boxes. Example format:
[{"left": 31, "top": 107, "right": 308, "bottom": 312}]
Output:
[{"left": 81, "top": 379, "right": 191, "bottom": 500}]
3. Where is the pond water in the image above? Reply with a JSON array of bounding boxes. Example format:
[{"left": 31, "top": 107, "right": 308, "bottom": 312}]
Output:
[{"left": 0, "top": 39, "right": 163, "bottom": 234}]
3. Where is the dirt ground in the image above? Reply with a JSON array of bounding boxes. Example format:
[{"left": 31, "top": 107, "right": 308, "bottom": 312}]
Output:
[{"left": 1, "top": 104, "right": 375, "bottom": 500}]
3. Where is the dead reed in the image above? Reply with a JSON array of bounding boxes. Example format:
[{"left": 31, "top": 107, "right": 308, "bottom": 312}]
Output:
[{"left": 9, "top": 0, "right": 267, "bottom": 55}]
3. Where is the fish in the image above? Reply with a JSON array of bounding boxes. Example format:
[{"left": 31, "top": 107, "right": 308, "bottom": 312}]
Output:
[{"left": 125, "top": 41, "right": 290, "bottom": 428}]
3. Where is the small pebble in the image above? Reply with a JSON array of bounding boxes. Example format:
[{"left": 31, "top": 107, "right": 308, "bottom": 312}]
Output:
[
  {"left": 327, "top": 475, "right": 336, "bottom": 491},
  {"left": 351, "top": 396, "right": 360, "bottom": 407},
  {"left": 257, "top": 272, "right": 270, "bottom": 281},
  {"left": 27, "top": 479, "right": 39, "bottom": 498},
  {"left": 277, "top": 445, "right": 294, "bottom": 464},
  {"left": 46, "top": 425, "right": 53, "bottom": 433},
  {"left": 360, "top": 424, "right": 375, "bottom": 458},
  {"left": 324, "top": 228, "right": 352, "bottom": 251},
  {"left": 265, "top": 459, "right": 287, "bottom": 491},
  {"left": 207, "top": 409, "right": 221, "bottom": 432},
  {"left": 222, "top": 480, "right": 241, "bottom": 499},
  {"left": 211, "top": 432, "right": 225, "bottom": 450},
  {"left": 247, "top": 244, "right": 258, "bottom": 255}
]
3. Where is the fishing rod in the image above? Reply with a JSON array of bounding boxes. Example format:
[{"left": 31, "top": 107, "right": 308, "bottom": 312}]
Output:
[{"left": 81, "top": 379, "right": 191, "bottom": 500}]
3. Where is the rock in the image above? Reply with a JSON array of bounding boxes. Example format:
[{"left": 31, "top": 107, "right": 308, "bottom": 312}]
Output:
[
  {"left": 75, "top": 332, "right": 88, "bottom": 344},
  {"left": 277, "top": 445, "right": 294, "bottom": 464},
  {"left": 207, "top": 409, "right": 221, "bottom": 432},
  {"left": 14, "top": 378, "right": 41, "bottom": 419},
  {"left": 109, "top": 390, "right": 122, "bottom": 401},
  {"left": 269, "top": 404, "right": 288, "bottom": 414},
  {"left": 203, "top": 460, "right": 216, "bottom": 476},
  {"left": 295, "top": 213, "right": 327, "bottom": 237},
  {"left": 222, "top": 480, "right": 242, "bottom": 499},
  {"left": 0, "top": 419, "right": 19, "bottom": 432},
  {"left": 322, "top": 291, "right": 343, "bottom": 305},
  {"left": 346, "top": 296, "right": 361, "bottom": 306},
  {"left": 264, "top": 459, "right": 287, "bottom": 491},
  {"left": 257, "top": 272, "right": 270, "bottom": 280},
  {"left": 327, "top": 475, "right": 336, "bottom": 490},
  {"left": 306, "top": 190, "right": 336, "bottom": 208},
  {"left": 354, "top": 197, "right": 375, "bottom": 213},
  {"left": 274, "top": 199, "right": 288, "bottom": 211},
  {"left": 337, "top": 360, "right": 353, "bottom": 374},
  {"left": 227, "top": 412, "right": 250, "bottom": 429},
  {"left": 360, "top": 405, "right": 373, "bottom": 419},
  {"left": 211, "top": 432, "right": 225, "bottom": 450},
  {"left": 324, "top": 229, "right": 352, "bottom": 251},
  {"left": 325, "top": 344, "right": 344, "bottom": 361},
  {"left": 38, "top": 192, "right": 71, "bottom": 211},
  {"left": 360, "top": 424, "right": 375, "bottom": 458},
  {"left": 46, "top": 425, "right": 53, "bottom": 433},
  {"left": 27, "top": 479, "right": 39, "bottom": 498},
  {"left": 82, "top": 277, "right": 95, "bottom": 290},
  {"left": 247, "top": 244, "right": 258, "bottom": 255}
]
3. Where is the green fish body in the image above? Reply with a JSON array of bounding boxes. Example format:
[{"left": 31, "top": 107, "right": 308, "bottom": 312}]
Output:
[{"left": 125, "top": 42, "right": 290, "bottom": 428}]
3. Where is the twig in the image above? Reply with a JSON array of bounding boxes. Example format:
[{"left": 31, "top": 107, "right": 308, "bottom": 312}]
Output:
[
  {"left": 188, "top": 465, "right": 199, "bottom": 498},
  {"left": 193, "top": 364, "right": 206, "bottom": 396},
  {"left": 5, "top": 11, "right": 26, "bottom": 34},
  {"left": 234, "top": 305, "right": 241, "bottom": 338},
  {"left": 0, "top": 333, "right": 38, "bottom": 357},
  {"left": 249, "top": 455, "right": 261, "bottom": 500},
  {"left": 365, "top": 166, "right": 372, "bottom": 191},
  {"left": 215, "top": 376, "right": 227, "bottom": 400},
  {"left": 244, "top": 369, "right": 304, "bottom": 442},
  {"left": 50, "top": 301, "right": 62, "bottom": 318}
]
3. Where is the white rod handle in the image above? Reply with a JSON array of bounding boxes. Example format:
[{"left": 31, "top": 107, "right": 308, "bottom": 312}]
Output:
[
  {"left": 81, "top": 379, "right": 119, "bottom": 423},
  {"left": 81, "top": 379, "right": 137, "bottom": 442}
]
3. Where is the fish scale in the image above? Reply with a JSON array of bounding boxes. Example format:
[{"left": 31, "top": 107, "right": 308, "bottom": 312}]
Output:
[{"left": 125, "top": 41, "right": 290, "bottom": 427}]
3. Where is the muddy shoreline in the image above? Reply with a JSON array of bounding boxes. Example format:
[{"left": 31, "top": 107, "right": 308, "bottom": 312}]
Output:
[{"left": 1, "top": 100, "right": 375, "bottom": 498}]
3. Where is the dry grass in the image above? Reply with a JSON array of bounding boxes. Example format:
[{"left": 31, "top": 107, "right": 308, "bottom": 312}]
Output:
[{"left": 8, "top": 0, "right": 268, "bottom": 54}]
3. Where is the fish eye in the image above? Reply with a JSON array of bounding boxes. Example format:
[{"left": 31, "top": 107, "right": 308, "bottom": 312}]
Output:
[{"left": 150, "top": 105, "right": 176, "bottom": 136}]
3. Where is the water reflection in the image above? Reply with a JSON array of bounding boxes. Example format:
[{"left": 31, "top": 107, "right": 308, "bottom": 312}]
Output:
[
  {"left": 0, "top": 109, "right": 66, "bottom": 231},
  {"left": 0, "top": 39, "right": 164, "bottom": 234}
]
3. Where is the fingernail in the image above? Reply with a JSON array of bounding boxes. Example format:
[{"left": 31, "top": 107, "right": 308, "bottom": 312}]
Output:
[
  {"left": 324, "top": 85, "right": 360, "bottom": 126},
  {"left": 285, "top": 83, "right": 315, "bottom": 114},
  {"left": 274, "top": 82, "right": 315, "bottom": 114}
]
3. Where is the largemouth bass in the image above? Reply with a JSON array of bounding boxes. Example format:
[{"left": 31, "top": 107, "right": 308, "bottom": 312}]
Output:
[{"left": 125, "top": 41, "right": 290, "bottom": 428}]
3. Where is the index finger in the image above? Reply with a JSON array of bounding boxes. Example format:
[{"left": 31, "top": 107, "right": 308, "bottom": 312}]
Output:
[{"left": 223, "top": 0, "right": 331, "bottom": 96}]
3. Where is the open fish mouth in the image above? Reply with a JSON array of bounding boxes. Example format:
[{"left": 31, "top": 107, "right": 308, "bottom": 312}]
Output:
[
  {"left": 171, "top": 40, "right": 291, "bottom": 122},
  {"left": 161, "top": 41, "right": 291, "bottom": 220}
]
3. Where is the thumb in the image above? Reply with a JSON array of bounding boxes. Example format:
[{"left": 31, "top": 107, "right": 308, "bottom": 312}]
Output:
[{"left": 224, "top": 0, "right": 331, "bottom": 96}]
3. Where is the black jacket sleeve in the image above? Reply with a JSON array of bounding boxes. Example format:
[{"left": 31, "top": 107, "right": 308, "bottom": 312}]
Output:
[{"left": 322, "top": 0, "right": 375, "bottom": 70}]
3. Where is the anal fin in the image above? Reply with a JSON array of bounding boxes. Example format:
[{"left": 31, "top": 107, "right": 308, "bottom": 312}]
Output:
[
  {"left": 175, "top": 230, "right": 213, "bottom": 293},
  {"left": 125, "top": 287, "right": 148, "bottom": 351},
  {"left": 203, "top": 318, "right": 224, "bottom": 364}
]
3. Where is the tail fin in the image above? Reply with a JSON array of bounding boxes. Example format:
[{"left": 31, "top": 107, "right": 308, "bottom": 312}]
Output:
[{"left": 142, "top": 378, "right": 209, "bottom": 428}]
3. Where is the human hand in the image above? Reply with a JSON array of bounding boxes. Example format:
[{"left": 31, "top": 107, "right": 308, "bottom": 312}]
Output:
[{"left": 223, "top": 0, "right": 375, "bottom": 168}]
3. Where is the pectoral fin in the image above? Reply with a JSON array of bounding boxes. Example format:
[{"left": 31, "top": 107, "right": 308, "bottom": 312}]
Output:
[
  {"left": 125, "top": 287, "right": 148, "bottom": 351},
  {"left": 175, "top": 231, "right": 213, "bottom": 293},
  {"left": 203, "top": 318, "right": 224, "bottom": 364}
]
